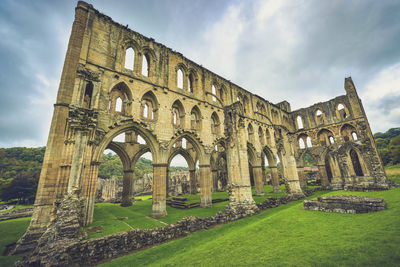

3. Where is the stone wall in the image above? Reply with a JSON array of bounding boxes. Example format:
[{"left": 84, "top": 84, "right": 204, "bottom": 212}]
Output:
[
  {"left": 303, "top": 195, "right": 386, "bottom": 213},
  {"left": 16, "top": 188, "right": 323, "bottom": 266},
  {"left": 96, "top": 177, "right": 122, "bottom": 202}
]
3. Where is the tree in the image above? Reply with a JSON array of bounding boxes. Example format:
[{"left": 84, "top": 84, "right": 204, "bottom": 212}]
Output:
[{"left": 0, "top": 174, "right": 38, "bottom": 204}]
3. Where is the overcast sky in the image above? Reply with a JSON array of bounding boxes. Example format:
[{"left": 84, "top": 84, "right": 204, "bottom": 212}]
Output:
[{"left": 1, "top": 0, "right": 400, "bottom": 153}]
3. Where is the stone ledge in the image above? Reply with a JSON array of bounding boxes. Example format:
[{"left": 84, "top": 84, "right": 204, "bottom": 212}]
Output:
[{"left": 304, "top": 195, "right": 386, "bottom": 214}]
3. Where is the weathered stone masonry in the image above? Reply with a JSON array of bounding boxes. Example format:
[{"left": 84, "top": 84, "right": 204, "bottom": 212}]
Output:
[{"left": 14, "top": 1, "right": 390, "bottom": 255}]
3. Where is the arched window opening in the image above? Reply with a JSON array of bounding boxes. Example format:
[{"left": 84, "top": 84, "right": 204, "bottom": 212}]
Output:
[
  {"left": 83, "top": 82, "right": 93, "bottom": 109},
  {"left": 171, "top": 100, "right": 184, "bottom": 127},
  {"left": 173, "top": 108, "right": 179, "bottom": 125},
  {"left": 124, "top": 47, "right": 135, "bottom": 70},
  {"left": 325, "top": 156, "right": 333, "bottom": 183},
  {"left": 352, "top": 132, "right": 358, "bottom": 141},
  {"left": 219, "top": 87, "right": 224, "bottom": 103},
  {"left": 142, "top": 54, "right": 149, "bottom": 77},
  {"left": 182, "top": 138, "right": 187, "bottom": 149},
  {"left": 109, "top": 83, "right": 132, "bottom": 115},
  {"left": 212, "top": 85, "right": 217, "bottom": 102},
  {"left": 299, "top": 138, "right": 306, "bottom": 149},
  {"left": 338, "top": 103, "right": 347, "bottom": 119},
  {"left": 316, "top": 109, "right": 324, "bottom": 124},
  {"left": 115, "top": 97, "right": 123, "bottom": 112},
  {"left": 350, "top": 149, "right": 364, "bottom": 176},
  {"left": 215, "top": 144, "right": 218, "bottom": 151},
  {"left": 341, "top": 124, "right": 357, "bottom": 142},
  {"left": 137, "top": 134, "right": 146, "bottom": 144},
  {"left": 190, "top": 106, "right": 201, "bottom": 131},
  {"left": 306, "top": 136, "right": 312, "bottom": 147},
  {"left": 296, "top": 116, "right": 303, "bottom": 129},
  {"left": 318, "top": 129, "right": 334, "bottom": 146},
  {"left": 329, "top": 136, "right": 335, "bottom": 144},
  {"left": 143, "top": 103, "right": 149, "bottom": 118},
  {"left": 177, "top": 69, "right": 183, "bottom": 89},
  {"left": 188, "top": 74, "right": 194, "bottom": 93},
  {"left": 248, "top": 124, "right": 254, "bottom": 143},
  {"left": 112, "top": 133, "right": 126, "bottom": 142},
  {"left": 211, "top": 112, "right": 220, "bottom": 135},
  {"left": 141, "top": 91, "right": 158, "bottom": 121}
]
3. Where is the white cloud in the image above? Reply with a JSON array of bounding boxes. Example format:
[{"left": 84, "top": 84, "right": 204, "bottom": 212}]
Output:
[{"left": 362, "top": 63, "right": 400, "bottom": 132}]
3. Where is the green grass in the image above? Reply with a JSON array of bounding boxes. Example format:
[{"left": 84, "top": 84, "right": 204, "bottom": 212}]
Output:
[
  {"left": 1, "top": 172, "right": 399, "bottom": 266},
  {"left": 86, "top": 185, "right": 288, "bottom": 238},
  {"left": 0, "top": 217, "right": 31, "bottom": 267},
  {"left": 101, "top": 174, "right": 400, "bottom": 266}
]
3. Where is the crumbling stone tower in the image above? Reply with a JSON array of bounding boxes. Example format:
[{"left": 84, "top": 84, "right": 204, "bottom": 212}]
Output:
[{"left": 14, "top": 1, "right": 388, "bottom": 254}]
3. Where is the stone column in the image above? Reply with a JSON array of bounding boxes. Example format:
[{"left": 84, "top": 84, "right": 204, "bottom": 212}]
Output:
[
  {"left": 212, "top": 169, "right": 218, "bottom": 192},
  {"left": 151, "top": 164, "right": 167, "bottom": 218},
  {"left": 189, "top": 170, "right": 196, "bottom": 194},
  {"left": 200, "top": 165, "right": 212, "bottom": 208},
  {"left": 253, "top": 166, "right": 265, "bottom": 196},
  {"left": 297, "top": 166, "right": 306, "bottom": 187},
  {"left": 270, "top": 166, "right": 280, "bottom": 193},
  {"left": 283, "top": 154, "right": 305, "bottom": 197},
  {"left": 121, "top": 170, "right": 133, "bottom": 207},
  {"left": 262, "top": 166, "right": 267, "bottom": 185},
  {"left": 318, "top": 164, "right": 330, "bottom": 187},
  {"left": 67, "top": 129, "right": 89, "bottom": 194}
]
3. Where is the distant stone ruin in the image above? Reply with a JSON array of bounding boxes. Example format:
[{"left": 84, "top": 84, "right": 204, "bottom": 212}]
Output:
[
  {"left": 96, "top": 170, "right": 199, "bottom": 202},
  {"left": 303, "top": 195, "right": 386, "bottom": 213}
]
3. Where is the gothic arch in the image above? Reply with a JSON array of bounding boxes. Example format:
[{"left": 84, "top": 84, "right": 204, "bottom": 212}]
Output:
[
  {"left": 168, "top": 131, "right": 208, "bottom": 165},
  {"left": 106, "top": 141, "right": 132, "bottom": 170},
  {"left": 167, "top": 147, "right": 196, "bottom": 170}
]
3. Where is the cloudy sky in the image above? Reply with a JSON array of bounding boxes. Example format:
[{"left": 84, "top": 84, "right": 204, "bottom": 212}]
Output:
[{"left": 1, "top": 0, "right": 400, "bottom": 150}]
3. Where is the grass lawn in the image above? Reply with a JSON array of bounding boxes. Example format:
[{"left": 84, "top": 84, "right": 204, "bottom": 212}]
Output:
[
  {"left": 0, "top": 173, "right": 399, "bottom": 266},
  {"left": 0, "top": 217, "right": 31, "bottom": 267},
  {"left": 101, "top": 174, "right": 400, "bottom": 266},
  {"left": 86, "top": 184, "right": 287, "bottom": 238}
]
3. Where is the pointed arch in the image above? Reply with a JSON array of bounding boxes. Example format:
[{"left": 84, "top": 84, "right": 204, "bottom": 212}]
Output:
[
  {"left": 124, "top": 47, "right": 135, "bottom": 70},
  {"left": 142, "top": 53, "right": 150, "bottom": 76},
  {"left": 177, "top": 69, "right": 184, "bottom": 89},
  {"left": 141, "top": 91, "right": 159, "bottom": 120},
  {"left": 190, "top": 105, "right": 202, "bottom": 131},
  {"left": 211, "top": 112, "right": 220, "bottom": 135},
  {"left": 296, "top": 115, "right": 304, "bottom": 129},
  {"left": 109, "top": 82, "right": 133, "bottom": 115},
  {"left": 317, "top": 129, "right": 334, "bottom": 146},
  {"left": 247, "top": 123, "right": 254, "bottom": 143},
  {"left": 336, "top": 103, "right": 350, "bottom": 120},
  {"left": 340, "top": 124, "right": 357, "bottom": 142},
  {"left": 171, "top": 99, "right": 185, "bottom": 127}
]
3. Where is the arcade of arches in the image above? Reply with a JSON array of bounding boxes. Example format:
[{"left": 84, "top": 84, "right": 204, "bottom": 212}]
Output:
[{"left": 16, "top": 1, "right": 390, "bottom": 254}]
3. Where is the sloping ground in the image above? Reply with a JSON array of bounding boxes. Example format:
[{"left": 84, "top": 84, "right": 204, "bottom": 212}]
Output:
[{"left": 101, "top": 178, "right": 400, "bottom": 266}]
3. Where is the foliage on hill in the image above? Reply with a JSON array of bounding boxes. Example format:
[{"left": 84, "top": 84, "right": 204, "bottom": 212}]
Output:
[
  {"left": 0, "top": 147, "right": 44, "bottom": 203},
  {"left": 374, "top": 127, "right": 400, "bottom": 165}
]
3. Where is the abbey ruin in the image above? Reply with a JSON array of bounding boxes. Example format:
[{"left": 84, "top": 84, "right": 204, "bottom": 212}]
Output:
[{"left": 14, "top": 1, "right": 390, "bottom": 255}]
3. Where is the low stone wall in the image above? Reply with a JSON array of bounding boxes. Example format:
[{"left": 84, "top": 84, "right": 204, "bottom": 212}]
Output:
[
  {"left": 303, "top": 195, "right": 386, "bottom": 214},
  {"left": 0, "top": 208, "right": 33, "bottom": 222},
  {"left": 16, "top": 188, "right": 325, "bottom": 266}
]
